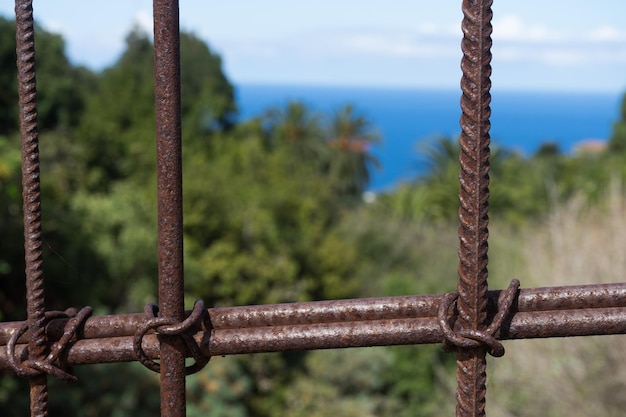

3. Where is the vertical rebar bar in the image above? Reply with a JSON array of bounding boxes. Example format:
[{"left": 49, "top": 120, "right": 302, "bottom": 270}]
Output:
[
  {"left": 456, "top": 1, "right": 493, "bottom": 416},
  {"left": 15, "top": 1, "right": 48, "bottom": 416},
  {"left": 153, "top": 1, "right": 186, "bottom": 416}
]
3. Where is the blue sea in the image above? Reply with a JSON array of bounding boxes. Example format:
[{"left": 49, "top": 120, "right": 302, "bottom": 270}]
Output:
[{"left": 235, "top": 84, "right": 623, "bottom": 191}]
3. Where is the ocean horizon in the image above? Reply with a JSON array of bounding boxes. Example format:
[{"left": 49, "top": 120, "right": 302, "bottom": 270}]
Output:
[{"left": 235, "top": 83, "right": 623, "bottom": 191}]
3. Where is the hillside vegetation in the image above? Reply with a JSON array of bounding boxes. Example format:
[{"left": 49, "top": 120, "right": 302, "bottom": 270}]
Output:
[{"left": 1, "top": 17, "right": 626, "bottom": 416}]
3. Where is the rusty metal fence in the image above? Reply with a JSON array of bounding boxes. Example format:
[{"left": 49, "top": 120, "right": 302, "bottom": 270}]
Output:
[{"left": 2, "top": 1, "right": 626, "bottom": 416}]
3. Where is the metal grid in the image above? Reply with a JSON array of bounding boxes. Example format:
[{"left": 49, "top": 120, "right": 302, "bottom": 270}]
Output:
[{"left": 2, "top": 1, "right": 626, "bottom": 416}]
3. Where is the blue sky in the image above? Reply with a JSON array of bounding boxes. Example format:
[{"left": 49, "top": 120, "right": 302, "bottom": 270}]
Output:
[{"left": 2, "top": 1, "right": 626, "bottom": 92}]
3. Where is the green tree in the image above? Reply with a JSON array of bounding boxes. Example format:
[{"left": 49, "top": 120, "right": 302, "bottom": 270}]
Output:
[
  {"left": 326, "top": 104, "right": 380, "bottom": 197},
  {"left": 262, "top": 101, "right": 326, "bottom": 161},
  {"left": 180, "top": 32, "right": 237, "bottom": 135},
  {"left": 183, "top": 123, "right": 361, "bottom": 307},
  {"left": 262, "top": 102, "right": 381, "bottom": 197},
  {"left": 377, "top": 135, "right": 570, "bottom": 225},
  {"left": 76, "top": 27, "right": 237, "bottom": 191},
  {"left": 0, "top": 136, "right": 25, "bottom": 321},
  {"left": 0, "top": 19, "right": 97, "bottom": 320},
  {"left": 282, "top": 348, "right": 402, "bottom": 417},
  {"left": 75, "top": 28, "right": 156, "bottom": 190},
  {"left": 0, "top": 17, "right": 17, "bottom": 135},
  {"left": 0, "top": 17, "right": 93, "bottom": 136},
  {"left": 609, "top": 92, "right": 626, "bottom": 152},
  {"left": 35, "top": 30, "right": 95, "bottom": 131}
]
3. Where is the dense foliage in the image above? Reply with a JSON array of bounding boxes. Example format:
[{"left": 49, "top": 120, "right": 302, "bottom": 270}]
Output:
[{"left": 1, "top": 16, "right": 626, "bottom": 417}]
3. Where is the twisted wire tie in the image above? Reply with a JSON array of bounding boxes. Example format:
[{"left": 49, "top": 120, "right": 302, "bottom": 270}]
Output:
[
  {"left": 134, "top": 299, "right": 210, "bottom": 374},
  {"left": 7, "top": 306, "right": 93, "bottom": 382},
  {"left": 438, "top": 279, "right": 520, "bottom": 357}
]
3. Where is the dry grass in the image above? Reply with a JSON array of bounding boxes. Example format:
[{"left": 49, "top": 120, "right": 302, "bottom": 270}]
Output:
[{"left": 486, "top": 183, "right": 626, "bottom": 417}]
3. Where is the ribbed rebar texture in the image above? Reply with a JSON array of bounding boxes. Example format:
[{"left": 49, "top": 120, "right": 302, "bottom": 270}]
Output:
[
  {"left": 456, "top": 1, "right": 493, "bottom": 416},
  {"left": 0, "top": 282, "right": 626, "bottom": 369},
  {"left": 15, "top": 1, "right": 48, "bottom": 416},
  {"left": 153, "top": 1, "right": 186, "bottom": 416}
]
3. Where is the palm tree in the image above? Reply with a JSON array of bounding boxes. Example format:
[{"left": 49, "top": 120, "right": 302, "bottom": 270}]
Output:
[
  {"left": 417, "top": 136, "right": 460, "bottom": 181},
  {"left": 264, "top": 101, "right": 322, "bottom": 142},
  {"left": 263, "top": 101, "right": 328, "bottom": 161},
  {"left": 326, "top": 104, "right": 381, "bottom": 196}
]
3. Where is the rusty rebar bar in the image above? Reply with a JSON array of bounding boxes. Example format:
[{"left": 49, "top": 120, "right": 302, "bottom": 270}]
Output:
[
  {"left": 1, "top": 283, "right": 624, "bottom": 344},
  {"left": 1, "top": 305, "right": 626, "bottom": 369},
  {"left": 15, "top": 1, "right": 48, "bottom": 416},
  {"left": 456, "top": 1, "right": 493, "bottom": 416},
  {"left": 206, "top": 307, "right": 626, "bottom": 355},
  {"left": 1, "top": 283, "right": 625, "bottom": 370},
  {"left": 153, "top": 1, "right": 185, "bottom": 416}
]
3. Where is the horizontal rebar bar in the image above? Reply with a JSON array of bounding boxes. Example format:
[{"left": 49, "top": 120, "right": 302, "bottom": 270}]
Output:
[
  {"left": 1, "top": 307, "right": 625, "bottom": 370},
  {"left": 208, "top": 282, "right": 626, "bottom": 328},
  {"left": 0, "top": 282, "right": 625, "bottom": 371}
]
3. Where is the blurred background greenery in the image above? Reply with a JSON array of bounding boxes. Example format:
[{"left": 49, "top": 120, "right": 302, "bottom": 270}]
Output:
[{"left": 1, "top": 17, "right": 626, "bottom": 416}]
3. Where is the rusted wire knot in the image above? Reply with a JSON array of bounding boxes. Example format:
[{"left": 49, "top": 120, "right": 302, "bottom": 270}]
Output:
[
  {"left": 438, "top": 279, "right": 520, "bottom": 357},
  {"left": 134, "top": 299, "right": 210, "bottom": 374},
  {"left": 7, "top": 306, "right": 93, "bottom": 382}
]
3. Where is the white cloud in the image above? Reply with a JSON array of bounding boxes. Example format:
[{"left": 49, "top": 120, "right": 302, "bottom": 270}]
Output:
[
  {"left": 134, "top": 9, "right": 153, "bottom": 35},
  {"left": 493, "top": 15, "right": 564, "bottom": 43},
  {"left": 587, "top": 26, "right": 626, "bottom": 42},
  {"left": 340, "top": 34, "right": 418, "bottom": 57},
  {"left": 219, "top": 28, "right": 462, "bottom": 64},
  {"left": 219, "top": 40, "right": 282, "bottom": 60},
  {"left": 540, "top": 50, "right": 586, "bottom": 65},
  {"left": 415, "top": 22, "right": 460, "bottom": 37},
  {"left": 489, "top": 14, "right": 626, "bottom": 72},
  {"left": 337, "top": 32, "right": 456, "bottom": 59},
  {"left": 40, "top": 19, "right": 67, "bottom": 36},
  {"left": 494, "top": 41, "right": 626, "bottom": 68}
]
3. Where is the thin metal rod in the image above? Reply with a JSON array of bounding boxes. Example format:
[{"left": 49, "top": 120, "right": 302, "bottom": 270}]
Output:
[
  {"left": 457, "top": 1, "right": 493, "bottom": 416},
  {"left": 153, "top": 1, "right": 185, "bottom": 416},
  {"left": 15, "top": 1, "right": 48, "bottom": 416}
]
